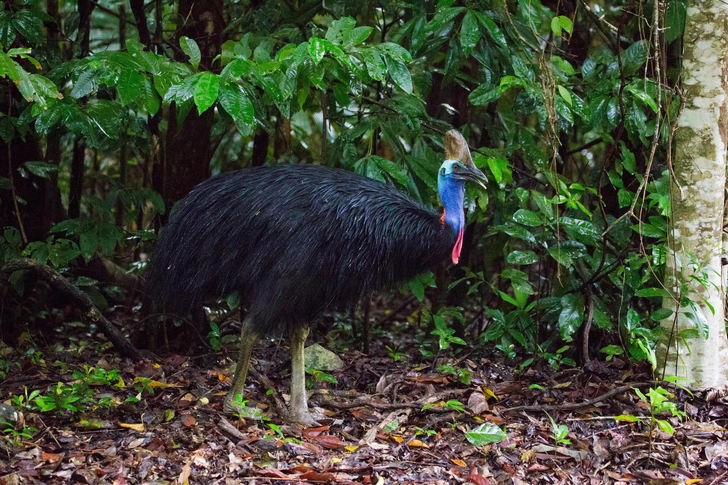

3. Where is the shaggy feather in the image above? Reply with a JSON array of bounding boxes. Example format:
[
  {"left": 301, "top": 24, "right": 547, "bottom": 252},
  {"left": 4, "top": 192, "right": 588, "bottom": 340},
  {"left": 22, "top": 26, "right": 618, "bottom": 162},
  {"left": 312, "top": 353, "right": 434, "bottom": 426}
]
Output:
[{"left": 146, "top": 164, "right": 455, "bottom": 336}]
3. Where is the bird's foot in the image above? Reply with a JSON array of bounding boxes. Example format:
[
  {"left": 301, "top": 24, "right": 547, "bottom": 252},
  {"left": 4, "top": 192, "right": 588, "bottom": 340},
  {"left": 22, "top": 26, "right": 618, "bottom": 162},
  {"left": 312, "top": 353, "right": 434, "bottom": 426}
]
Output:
[{"left": 287, "top": 408, "right": 325, "bottom": 427}]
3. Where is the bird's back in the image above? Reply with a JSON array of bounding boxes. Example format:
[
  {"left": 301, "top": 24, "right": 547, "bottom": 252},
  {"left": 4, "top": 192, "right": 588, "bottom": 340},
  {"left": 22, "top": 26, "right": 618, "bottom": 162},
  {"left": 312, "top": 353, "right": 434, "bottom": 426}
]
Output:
[{"left": 146, "top": 164, "right": 455, "bottom": 335}]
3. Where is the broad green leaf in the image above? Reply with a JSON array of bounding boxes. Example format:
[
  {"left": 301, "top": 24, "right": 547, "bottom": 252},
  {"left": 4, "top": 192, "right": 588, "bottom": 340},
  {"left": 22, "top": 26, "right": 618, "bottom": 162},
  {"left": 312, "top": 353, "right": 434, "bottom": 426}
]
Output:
[
  {"left": 464, "top": 423, "right": 507, "bottom": 445},
  {"left": 550, "top": 16, "right": 562, "bottom": 36},
  {"left": 193, "top": 72, "right": 220, "bottom": 114},
  {"left": 180, "top": 36, "right": 201, "bottom": 70},
  {"left": 473, "top": 11, "right": 507, "bottom": 48},
  {"left": 309, "top": 37, "right": 326, "bottom": 65},
  {"left": 506, "top": 250, "right": 539, "bottom": 265},
  {"left": 559, "top": 217, "right": 599, "bottom": 246},
  {"left": 665, "top": 0, "right": 687, "bottom": 43},
  {"left": 512, "top": 208, "right": 542, "bottom": 227},
  {"left": 326, "top": 16, "right": 356, "bottom": 43},
  {"left": 615, "top": 414, "right": 640, "bottom": 422},
  {"left": 0, "top": 50, "right": 21, "bottom": 82},
  {"left": 546, "top": 241, "right": 586, "bottom": 267},
  {"left": 469, "top": 83, "right": 499, "bottom": 106},
  {"left": 363, "top": 50, "right": 386, "bottom": 82},
  {"left": 116, "top": 68, "right": 144, "bottom": 106},
  {"left": 651, "top": 307, "right": 674, "bottom": 321},
  {"left": 459, "top": 10, "right": 480, "bottom": 55},
  {"left": 79, "top": 229, "right": 98, "bottom": 262},
  {"left": 71, "top": 69, "right": 96, "bottom": 99},
  {"left": 558, "top": 293, "right": 584, "bottom": 338},
  {"left": 345, "top": 26, "right": 374, "bottom": 46},
  {"left": 557, "top": 85, "right": 572, "bottom": 106},
  {"left": 23, "top": 161, "right": 58, "bottom": 179},
  {"left": 378, "top": 42, "right": 412, "bottom": 62},
  {"left": 494, "top": 223, "right": 537, "bottom": 245},
  {"left": 385, "top": 56, "right": 412, "bottom": 94},
  {"left": 623, "top": 40, "right": 649, "bottom": 74},
  {"left": 219, "top": 83, "right": 254, "bottom": 124},
  {"left": 625, "top": 84, "right": 658, "bottom": 112},
  {"left": 559, "top": 16, "right": 573, "bottom": 34},
  {"left": 635, "top": 287, "right": 671, "bottom": 298},
  {"left": 11, "top": 9, "right": 44, "bottom": 45}
]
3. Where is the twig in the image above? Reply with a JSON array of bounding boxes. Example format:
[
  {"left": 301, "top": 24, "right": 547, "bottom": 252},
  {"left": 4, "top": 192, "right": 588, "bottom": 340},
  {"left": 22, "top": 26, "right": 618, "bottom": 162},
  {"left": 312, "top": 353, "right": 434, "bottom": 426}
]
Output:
[
  {"left": 500, "top": 382, "right": 652, "bottom": 413},
  {"left": 0, "top": 258, "right": 143, "bottom": 361}
]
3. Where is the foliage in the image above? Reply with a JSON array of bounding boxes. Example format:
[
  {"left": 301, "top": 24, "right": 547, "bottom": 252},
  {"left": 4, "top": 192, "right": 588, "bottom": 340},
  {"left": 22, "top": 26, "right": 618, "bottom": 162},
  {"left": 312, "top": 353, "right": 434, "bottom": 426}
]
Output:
[
  {"left": 464, "top": 422, "right": 507, "bottom": 446},
  {"left": 0, "top": 0, "right": 694, "bottom": 370}
]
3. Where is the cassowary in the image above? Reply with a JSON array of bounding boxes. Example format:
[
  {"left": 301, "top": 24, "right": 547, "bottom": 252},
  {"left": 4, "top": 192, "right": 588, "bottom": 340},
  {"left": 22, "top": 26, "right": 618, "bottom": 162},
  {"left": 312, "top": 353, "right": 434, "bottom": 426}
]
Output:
[{"left": 146, "top": 130, "right": 487, "bottom": 424}]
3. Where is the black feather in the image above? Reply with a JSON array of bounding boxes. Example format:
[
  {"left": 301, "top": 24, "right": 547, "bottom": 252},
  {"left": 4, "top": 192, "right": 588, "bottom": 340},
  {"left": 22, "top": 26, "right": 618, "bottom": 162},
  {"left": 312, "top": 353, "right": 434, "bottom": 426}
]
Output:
[{"left": 146, "top": 164, "right": 455, "bottom": 336}]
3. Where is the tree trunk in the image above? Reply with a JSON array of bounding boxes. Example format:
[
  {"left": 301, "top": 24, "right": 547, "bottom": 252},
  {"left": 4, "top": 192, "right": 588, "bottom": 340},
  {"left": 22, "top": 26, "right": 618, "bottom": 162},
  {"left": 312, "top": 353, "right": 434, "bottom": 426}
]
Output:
[
  {"left": 161, "top": 0, "right": 224, "bottom": 204},
  {"left": 658, "top": 0, "right": 728, "bottom": 388}
]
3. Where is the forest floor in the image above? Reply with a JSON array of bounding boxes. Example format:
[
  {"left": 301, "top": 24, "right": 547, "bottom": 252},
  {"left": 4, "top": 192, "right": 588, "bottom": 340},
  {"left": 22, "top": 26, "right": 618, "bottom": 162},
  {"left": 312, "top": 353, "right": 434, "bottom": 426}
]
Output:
[{"left": 1, "top": 308, "right": 727, "bottom": 485}]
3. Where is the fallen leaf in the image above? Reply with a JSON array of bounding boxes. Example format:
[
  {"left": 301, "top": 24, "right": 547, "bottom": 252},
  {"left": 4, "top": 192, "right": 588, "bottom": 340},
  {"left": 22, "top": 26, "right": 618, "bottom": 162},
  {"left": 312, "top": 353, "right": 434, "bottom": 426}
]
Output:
[
  {"left": 176, "top": 462, "right": 191, "bottom": 485},
  {"left": 685, "top": 480, "right": 703, "bottom": 485},
  {"left": 314, "top": 434, "right": 346, "bottom": 449},
  {"left": 407, "top": 439, "right": 428, "bottom": 448},
  {"left": 451, "top": 459, "right": 467, "bottom": 467},
  {"left": 303, "top": 426, "right": 330, "bottom": 439},
  {"left": 344, "top": 445, "right": 359, "bottom": 452},
  {"left": 392, "top": 435, "right": 404, "bottom": 443},
  {"left": 41, "top": 451, "right": 63, "bottom": 463},
  {"left": 119, "top": 422, "right": 144, "bottom": 432},
  {"left": 182, "top": 414, "right": 196, "bottom": 427},
  {"left": 468, "top": 466, "right": 492, "bottom": 485},
  {"left": 482, "top": 386, "right": 498, "bottom": 401},
  {"left": 468, "top": 391, "right": 489, "bottom": 415}
]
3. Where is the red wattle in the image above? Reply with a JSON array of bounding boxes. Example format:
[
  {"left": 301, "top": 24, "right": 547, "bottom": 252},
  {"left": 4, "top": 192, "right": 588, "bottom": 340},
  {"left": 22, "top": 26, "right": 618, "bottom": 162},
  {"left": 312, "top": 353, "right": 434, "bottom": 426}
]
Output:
[{"left": 452, "top": 227, "right": 464, "bottom": 264}]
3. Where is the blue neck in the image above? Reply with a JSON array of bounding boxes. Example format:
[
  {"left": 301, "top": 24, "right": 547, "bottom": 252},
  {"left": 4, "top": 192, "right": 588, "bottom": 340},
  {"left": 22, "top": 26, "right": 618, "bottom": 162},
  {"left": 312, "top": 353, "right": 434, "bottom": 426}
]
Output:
[{"left": 438, "top": 172, "right": 465, "bottom": 236}]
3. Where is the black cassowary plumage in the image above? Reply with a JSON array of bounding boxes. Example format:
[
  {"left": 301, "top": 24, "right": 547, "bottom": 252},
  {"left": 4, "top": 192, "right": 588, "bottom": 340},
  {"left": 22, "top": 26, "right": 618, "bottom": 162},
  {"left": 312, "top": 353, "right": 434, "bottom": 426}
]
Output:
[
  {"left": 146, "top": 129, "right": 486, "bottom": 424},
  {"left": 147, "top": 164, "right": 454, "bottom": 336}
]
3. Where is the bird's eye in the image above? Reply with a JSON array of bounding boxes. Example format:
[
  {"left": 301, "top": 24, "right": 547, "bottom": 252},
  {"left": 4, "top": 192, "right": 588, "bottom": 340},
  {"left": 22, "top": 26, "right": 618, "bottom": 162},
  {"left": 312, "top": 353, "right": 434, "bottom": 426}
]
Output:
[{"left": 452, "top": 164, "right": 460, "bottom": 171}]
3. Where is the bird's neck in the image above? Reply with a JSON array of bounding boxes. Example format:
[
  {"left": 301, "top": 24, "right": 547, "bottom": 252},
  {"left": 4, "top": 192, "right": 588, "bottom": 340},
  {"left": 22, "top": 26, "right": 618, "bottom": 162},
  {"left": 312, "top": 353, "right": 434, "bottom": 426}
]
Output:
[
  {"left": 438, "top": 176, "right": 465, "bottom": 235},
  {"left": 438, "top": 174, "right": 466, "bottom": 264}
]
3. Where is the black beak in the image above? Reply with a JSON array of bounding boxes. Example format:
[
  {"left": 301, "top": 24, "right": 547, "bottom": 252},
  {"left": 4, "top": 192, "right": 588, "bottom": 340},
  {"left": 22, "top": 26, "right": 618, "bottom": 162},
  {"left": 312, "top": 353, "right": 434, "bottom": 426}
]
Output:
[{"left": 461, "top": 165, "right": 488, "bottom": 191}]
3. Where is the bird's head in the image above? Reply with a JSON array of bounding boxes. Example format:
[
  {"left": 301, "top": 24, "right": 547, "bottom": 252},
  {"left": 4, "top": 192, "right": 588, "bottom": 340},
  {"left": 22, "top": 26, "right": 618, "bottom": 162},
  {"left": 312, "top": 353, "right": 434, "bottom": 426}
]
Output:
[
  {"left": 438, "top": 130, "right": 488, "bottom": 265},
  {"left": 439, "top": 130, "right": 488, "bottom": 189}
]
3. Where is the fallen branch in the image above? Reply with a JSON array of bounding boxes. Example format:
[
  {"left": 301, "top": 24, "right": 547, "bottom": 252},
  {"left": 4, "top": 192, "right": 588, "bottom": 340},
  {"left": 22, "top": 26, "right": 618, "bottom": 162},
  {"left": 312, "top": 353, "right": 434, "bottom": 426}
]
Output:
[
  {"left": 500, "top": 382, "right": 652, "bottom": 413},
  {"left": 0, "top": 258, "right": 143, "bottom": 361}
]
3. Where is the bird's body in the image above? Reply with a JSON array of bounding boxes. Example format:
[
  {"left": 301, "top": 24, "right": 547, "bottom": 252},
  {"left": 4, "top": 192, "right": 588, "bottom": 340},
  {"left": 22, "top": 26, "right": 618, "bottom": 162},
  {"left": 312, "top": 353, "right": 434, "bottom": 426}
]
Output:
[
  {"left": 147, "top": 164, "right": 455, "bottom": 337},
  {"left": 146, "top": 130, "right": 486, "bottom": 424}
]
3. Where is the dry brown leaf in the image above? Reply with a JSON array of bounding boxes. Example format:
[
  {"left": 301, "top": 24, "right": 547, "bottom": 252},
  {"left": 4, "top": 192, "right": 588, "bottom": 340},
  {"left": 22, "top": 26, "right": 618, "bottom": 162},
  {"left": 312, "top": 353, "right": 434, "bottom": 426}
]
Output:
[
  {"left": 407, "top": 439, "right": 428, "bottom": 448},
  {"left": 303, "top": 425, "right": 330, "bottom": 439},
  {"left": 176, "top": 462, "right": 191, "bottom": 485},
  {"left": 314, "top": 434, "right": 346, "bottom": 449},
  {"left": 451, "top": 459, "right": 467, "bottom": 467},
  {"left": 182, "top": 414, "right": 197, "bottom": 427},
  {"left": 119, "top": 422, "right": 144, "bottom": 432},
  {"left": 468, "top": 391, "right": 489, "bottom": 414}
]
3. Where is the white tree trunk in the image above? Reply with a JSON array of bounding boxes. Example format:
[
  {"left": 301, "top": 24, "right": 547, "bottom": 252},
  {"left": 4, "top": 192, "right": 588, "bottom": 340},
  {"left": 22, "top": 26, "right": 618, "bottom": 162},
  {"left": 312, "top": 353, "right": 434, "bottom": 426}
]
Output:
[{"left": 659, "top": 0, "right": 728, "bottom": 388}]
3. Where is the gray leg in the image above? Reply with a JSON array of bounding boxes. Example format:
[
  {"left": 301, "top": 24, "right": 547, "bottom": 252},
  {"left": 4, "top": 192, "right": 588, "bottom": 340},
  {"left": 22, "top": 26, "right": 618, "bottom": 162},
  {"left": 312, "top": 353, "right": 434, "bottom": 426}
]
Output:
[
  {"left": 223, "top": 318, "right": 259, "bottom": 414},
  {"left": 287, "top": 325, "right": 321, "bottom": 425}
]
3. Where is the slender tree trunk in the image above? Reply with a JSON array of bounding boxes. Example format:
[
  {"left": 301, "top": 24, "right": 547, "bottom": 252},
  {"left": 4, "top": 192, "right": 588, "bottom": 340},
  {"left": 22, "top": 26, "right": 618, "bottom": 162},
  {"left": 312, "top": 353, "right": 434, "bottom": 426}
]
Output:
[{"left": 658, "top": 0, "right": 728, "bottom": 388}]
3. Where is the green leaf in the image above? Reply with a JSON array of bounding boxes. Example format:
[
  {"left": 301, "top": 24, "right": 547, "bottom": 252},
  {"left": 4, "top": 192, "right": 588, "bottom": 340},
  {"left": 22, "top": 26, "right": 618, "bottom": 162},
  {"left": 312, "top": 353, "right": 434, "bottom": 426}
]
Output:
[
  {"left": 79, "top": 229, "right": 98, "bottom": 262},
  {"left": 116, "top": 68, "right": 144, "bottom": 107},
  {"left": 309, "top": 37, "right": 326, "bottom": 65},
  {"left": 635, "top": 287, "right": 670, "bottom": 298},
  {"left": 557, "top": 85, "right": 572, "bottom": 106},
  {"left": 363, "top": 50, "right": 386, "bottom": 82},
  {"left": 623, "top": 40, "right": 649, "bottom": 74},
  {"left": 665, "top": 0, "right": 686, "bottom": 43},
  {"left": 465, "top": 423, "right": 507, "bottom": 445},
  {"left": 378, "top": 42, "right": 412, "bottom": 62},
  {"left": 512, "top": 208, "right": 542, "bottom": 227},
  {"left": 71, "top": 69, "right": 96, "bottom": 99},
  {"left": 651, "top": 307, "right": 673, "bottom": 321},
  {"left": 625, "top": 84, "right": 658, "bottom": 112},
  {"left": 614, "top": 414, "right": 640, "bottom": 422},
  {"left": 219, "top": 83, "right": 254, "bottom": 124},
  {"left": 193, "top": 72, "right": 220, "bottom": 115},
  {"left": 23, "top": 161, "right": 57, "bottom": 179},
  {"left": 550, "top": 16, "right": 562, "bottom": 36},
  {"left": 494, "top": 223, "right": 536, "bottom": 245},
  {"left": 655, "top": 419, "right": 675, "bottom": 435},
  {"left": 11, "top": 10, "right": 44, "bottom": 45},
  {"left": 385, "top": 56, "right": 412, "bottom": 94},
  {"left": 473, "top": 11, "right": 507, "bottom": 48},
  {"left": 469, "top": 83, "right": 499, "bottom": 106},
  {"left": 559, "top": 16, "right": 573, "bottom": 34},
  {"left": 546, "top": 241, "right": 586, "bottom": 268},
  {"left": 558, "top": 293, "right": 584, "bottom": 338},
  {"left": 506, "top": 250, "right": 539, "bottom": 265},
  {"left": 0, "top": 50, "right": 21, "bottom": 83},
  {"left": 459, "top": 10, "right": 480, "bottom": 55},
  {"left": 345, "top": 26, "right": 374, "bottom": 46},
  {"left": 559, "top": 217, "right": 599, "bottom": 246},
  {"left": 326, "top": 16, "right": 356, "bottom": 43},
  {"left": 180, "top": 36, "right": 201, "bottom": 70}
]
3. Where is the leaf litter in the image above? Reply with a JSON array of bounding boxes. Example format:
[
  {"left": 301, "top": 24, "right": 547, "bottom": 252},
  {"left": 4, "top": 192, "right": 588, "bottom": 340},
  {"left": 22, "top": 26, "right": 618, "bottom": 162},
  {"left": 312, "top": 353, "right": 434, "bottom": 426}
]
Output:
[{"left": 1, "top": 311, "right": 727, "bottom": 484}]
